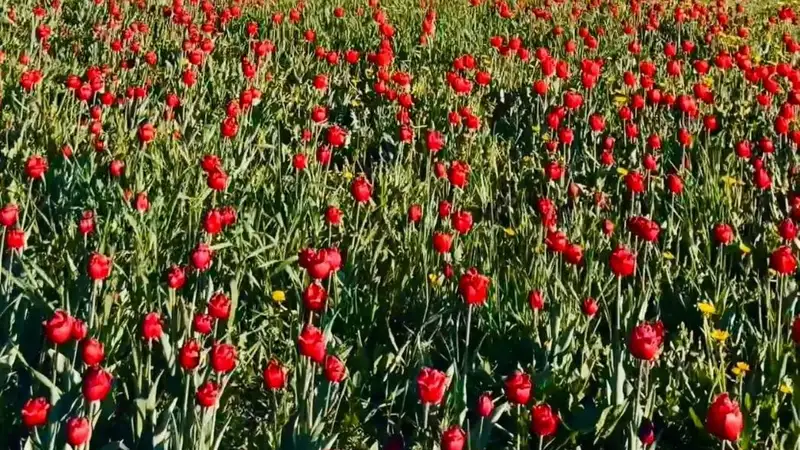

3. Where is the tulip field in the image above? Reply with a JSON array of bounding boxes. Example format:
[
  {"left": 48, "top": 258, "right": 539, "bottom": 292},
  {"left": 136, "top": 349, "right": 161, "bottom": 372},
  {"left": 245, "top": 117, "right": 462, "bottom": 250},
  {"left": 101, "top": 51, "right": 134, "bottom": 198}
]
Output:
[{"left": 6, "top": 0, "right": 800, "bottom": 448}]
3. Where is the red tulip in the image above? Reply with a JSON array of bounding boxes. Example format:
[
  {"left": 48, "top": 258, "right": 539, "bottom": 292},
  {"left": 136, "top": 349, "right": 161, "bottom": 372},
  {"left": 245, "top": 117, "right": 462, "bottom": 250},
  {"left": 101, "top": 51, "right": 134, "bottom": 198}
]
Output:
[
  {"left": 208, "top": 293, "right": 231, "bottom": 320},
  {"left": 531, "top": 403, "right": 559, "bottom": 437},
  {"left": 141, "top": 313, "right": 163, "bottom": 341},
  {"left": 770, "top": 246, "right": 797, "bottom": 275},
  {"left": 87, "top": 253, "right": 112, "bottom": 281},
  {"left": 179, "top": 339, "right": 201, "bottom": 370},
  {"left": 458, "top": 268, "right": 491, "bottom": 305},
  {"left": 629, "top": 320, "right": 665, "bottom": 360},
  {"left": 351, "top": 177, "right": 373, "bottom": 203},
  {"left": 210, "top": 342, "right": 237, "bottom": 373},
  {"left": 417, "top": 367, "right": 448, "bottom": 405},
  {"left": 66, "top": 417, "right": 91, "bottom": 446},
  {"left": 476, "top": 393, "right": 494, "bottom": 417},
  {"left": 196, "top": 381, "right": 219, "bottom": 407},
  {"left": 191, "top": 243, "right": 214, "bottom": 271},
  {"left": 21, "top": 398, "right": 50, "bottom": 427},
  {"left": 324, "top": 355, "right": 346, "bottom": 383},
  {"left": 44, "top": 310, "right": 73, "bottom": 345},
  {"left": 582, "top": 297, "right": 599, "bottom": 317},
  {"left": 609, "top": 245, "right": 636, "bottom": 277},
  {"left": 451, "top": 210, "right": 473, "bottom": 234},
  {"left": 713, "top": 224, "right": 734, "bottom": 245},
  {"left": 504, "top": 370, "right": 532, "bottom": 405},
  {"left": 82, "top": 367, "right": 113, "bottom": 402},
  {"left": 441, "top": 425, "right": 466, "bottom": 450},
  {"left": 528, "top": 290, "right": 544, "bottom": 311},
  {"left": 81, "top": 338, "right": 105, "bottom": 366},
  {"left": 263, "top": 359, "right": 287, "bottom": 390},
  {"left": 705, "top": 393, "right": 743, "bottom": 441},
  {"left": 448, "top": 161, "right": 470, "bottom": 188},
  {"left": 303, "top": 282, "right": 327, "bottom": 311},
  {"left": 298, "top": 324, "right": 326, "bottom": 363}
]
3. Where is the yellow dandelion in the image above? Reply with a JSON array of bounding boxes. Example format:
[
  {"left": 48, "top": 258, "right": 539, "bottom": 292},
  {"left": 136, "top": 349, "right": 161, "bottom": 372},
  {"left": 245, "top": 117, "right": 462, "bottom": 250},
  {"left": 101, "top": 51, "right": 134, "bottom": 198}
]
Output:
[
  {"left": 271, "top": 290, "right": 286, "bottom": 303},
  {"left": 522, "top": 156, "right": 533, "bottom": 165},
  {"left": 780, "top": 382, "right": 794, "bottom": 395},
  {"left": 739, "top": 243, "right": 751, "bottom": 254},
  {"left": 697, "top": 302, "right": 717, "bottom": 317},
  {"left": 662, "top": 251, "right": 675, "bottom": 260},
  {"left": 343, "top": 170, "right": 354, "bottom": 181},
  {"left": 731, "top": 362, "right": 750, "bottom": 377},
  {"left": 616, "top": 167, "right": 629, "bottom": 177},
  {"left": 504, "top": 227, "right": 516, "bottom": 237},
  {"left": 711, "top": 329, "right": 730, "bottom": 343},
  {"left": 720, "top": 176, "right": 739, "bottom": 187},
  {"left": 428, "top": 273, "right": 443, "bottom": 288},
  {"left": 613, "top": 95, "right": 628, "bottom": 107}
]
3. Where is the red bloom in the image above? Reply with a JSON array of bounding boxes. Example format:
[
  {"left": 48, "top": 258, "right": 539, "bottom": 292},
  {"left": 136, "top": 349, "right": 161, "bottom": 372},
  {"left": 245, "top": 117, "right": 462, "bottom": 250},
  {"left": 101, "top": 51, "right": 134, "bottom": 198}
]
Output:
[
  {"left": 66, "top": 417, "right": 91, "bottom": 446},
  {"left": 476, "top": 393, "right": 494, "bottom": 417},
  {"left": 408, "top": 204, "right": 423, "bottom": 223},
  {"left": 582, "top": 297, "right": 599, "bottom": 317},
  {"left": 504, "top": 370, "right": 532, "bottom": 405},
  {"left": 624, "top": 171, "right": 646, "bottom": 194},
  {"left": 208, "top": 293, "right": 231, "bottom": 320},
  {"left": 298, "top": 324, "right": 326, "bottom": 363},
  {"left": 448, "top": 161, "right": 470, "bottom": 188},
  {"left": 323, "top": 355, "right": 347, "bottom": 383},
  {"left": 628, "top": 320, "right": 665, "bottom": 360},
  {"left": 609, "top": 245, "right": 636, "bottom": 277},
  {"left": 432, "top": 232, "right": 453, "bottom": 254},
  {"left": 25, "top": 155, "right": 48, "bottom": 179},
  {"left": 179, "top": 339, "right": 201, "bottom": 371},
  {"left": 82, "top": 367, "right": 113, "bottom": 402},
  {"left": 351, "top": 177, "right": 373, "bottom": 203},
  {"left": 531, "top": 404, "right": 559, "bottom": 437},
  {"left": 0, "top": 204, "right": 19, "bottom": 227},
  {"left": 210, "top": 342, "right": 237, "bottom": 373},
  {"left": 458, "top": 268, "right": 491, "bottom": 305},
  {"left": 705, "top": 393, "right": 743, "bottom": 442},
  {"left": 713, "top": 224, "right": 735, "bottom": 245},
  {"left": 196, "top": 381, "right": 219, "bottom": 408},
  {"left": 417, "top": 367, "right": 448, "bottom": 405},
  {"left": 81, "top": 338, "right": 105, "bottom": 366},
  {"left": 303, "top": 282, "right": 327, "bottom": 311},
  {"left": 191, "top": 243, "right": 214, "bottom": 271},
  {"left": 451, "top": 210, "right": 473, "bottom": 234},
  {"left": 770, "top": 246, "right": 797, "bottom": 275},
  {"left": 141, "top": 312, "right": 163, "bottom": 341},
  {"left": 263, "top": 359, "right": 287, "bottom": 390},
  {"left": 138, "top": 122, "right": 156, "bottom": 144},
  {"left": 44, "top": 310, "right": 73, "bottom": 345},
  {"left": 441, "top": 425, "right": 466, "bottom": 450},
  {"left": 21, "top": 398, "right": 50, "bottom": 428},
  {"left": 528, "top": 290, "right": 544, "bottom": 311}
]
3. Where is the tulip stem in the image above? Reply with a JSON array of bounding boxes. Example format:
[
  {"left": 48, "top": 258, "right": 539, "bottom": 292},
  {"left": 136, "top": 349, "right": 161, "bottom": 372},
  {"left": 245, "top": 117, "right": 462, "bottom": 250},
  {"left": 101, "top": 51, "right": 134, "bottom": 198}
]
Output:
[
  {"left": 423, "top": 403, "right": 430, "bottom": 430},
  {"left": 463, "top": 305, "right": 472, "bottom": 375},
  {"left": 613, "top": 276, "right": 625, "bottom": 407}
]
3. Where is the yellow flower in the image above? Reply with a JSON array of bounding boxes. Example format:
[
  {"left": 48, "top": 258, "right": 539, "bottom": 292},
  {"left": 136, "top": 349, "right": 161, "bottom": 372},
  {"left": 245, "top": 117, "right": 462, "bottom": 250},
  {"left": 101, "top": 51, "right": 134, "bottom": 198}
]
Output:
[
  {"left": 428, "top": 273, "right": 443, "bottom": 288},
  {"left": 662, "top": 251, "right": 675, "bottom": 260},
  {"left": 711, "top": 329, "right": 729, "bottom": 343},
  {"left": 271, "top": 290, "right": 286, "bottom": 303},
  {"left": 616, "top": 167, "right": 629, "bottom": 177},
  {"left": 781, "top": 382, "right": 794, "bottom": 395},
  {"left": 720, "top": 176, "right": 739, "bottom": 187},
  {"left": 613, "top": 95, "right": 628, "bottom": 107},
  {"left": 504, "top": 227, "right": 516, "bottom": 237},
  {"left": 739, "top": 243, "right": 751, "bottom": 254},
  {"left": 697, "top": 302, "right": 717, "bottom": 317},
  {"left": 343, "top": 171, "right": 354, "bottom": 181},
  {"left": 731, "top": 362, "right": 750, "bottom": 377}
]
